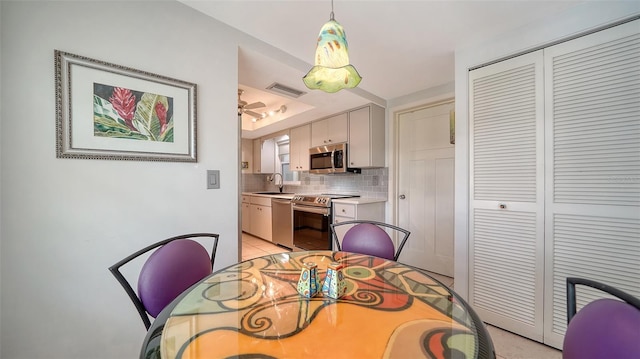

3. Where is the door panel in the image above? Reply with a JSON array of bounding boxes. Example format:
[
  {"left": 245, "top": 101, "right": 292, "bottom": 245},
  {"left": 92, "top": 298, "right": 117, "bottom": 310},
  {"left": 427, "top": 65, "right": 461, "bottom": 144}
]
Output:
[
  {"left": 398, "top": 102, "right": 455, "bottom": 276},
  {"left": 469, "top": 50, "right": 545, "bottom": 341},
  {"left": 543, "top": 19, "right": 640, "bottom": 348}
]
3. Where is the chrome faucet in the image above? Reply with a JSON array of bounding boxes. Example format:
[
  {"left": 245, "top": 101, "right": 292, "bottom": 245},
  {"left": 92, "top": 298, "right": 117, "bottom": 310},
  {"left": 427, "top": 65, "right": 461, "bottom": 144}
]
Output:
[{"left": 270, "top": 173, "right": 284, "bottom": 193}]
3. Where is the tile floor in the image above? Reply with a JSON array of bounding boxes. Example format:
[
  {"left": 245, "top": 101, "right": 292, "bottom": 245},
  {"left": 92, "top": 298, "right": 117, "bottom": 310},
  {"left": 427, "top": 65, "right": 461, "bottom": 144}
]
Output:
[
  {"left": 241, "top": 233, "right": 563, "bottom": 359},
  {"left": 241, "top": 232, "right": 291, "bottom": 261}
]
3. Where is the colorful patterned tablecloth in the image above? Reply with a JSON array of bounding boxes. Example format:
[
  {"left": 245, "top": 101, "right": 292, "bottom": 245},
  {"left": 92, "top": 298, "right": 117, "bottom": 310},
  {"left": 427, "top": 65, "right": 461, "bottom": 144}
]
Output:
[{"left": 157, "top": 251, "right": 493, "bottom": 359}]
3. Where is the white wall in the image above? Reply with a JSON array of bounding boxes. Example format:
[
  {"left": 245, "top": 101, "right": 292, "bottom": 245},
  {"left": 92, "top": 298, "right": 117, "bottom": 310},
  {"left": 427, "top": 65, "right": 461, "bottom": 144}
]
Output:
[
  {"left": 0, "top": 1, "right": 244, "bottom": 358},
  {"left": 453, "top": 2, "right": 640, "bottom": 298}
]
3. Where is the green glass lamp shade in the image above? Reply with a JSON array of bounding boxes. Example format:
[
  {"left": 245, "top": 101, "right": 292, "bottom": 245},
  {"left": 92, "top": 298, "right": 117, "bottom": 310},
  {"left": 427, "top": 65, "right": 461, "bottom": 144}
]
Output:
[{"left": 303, "top": 20, "right": 362, "bottom": 93}]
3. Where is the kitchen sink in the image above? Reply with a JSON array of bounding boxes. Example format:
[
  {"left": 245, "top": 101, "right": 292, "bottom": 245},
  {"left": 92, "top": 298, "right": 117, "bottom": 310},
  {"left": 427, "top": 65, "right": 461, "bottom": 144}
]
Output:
[{"left": 253, "top": 192, "right": 294, "bottom": 195}]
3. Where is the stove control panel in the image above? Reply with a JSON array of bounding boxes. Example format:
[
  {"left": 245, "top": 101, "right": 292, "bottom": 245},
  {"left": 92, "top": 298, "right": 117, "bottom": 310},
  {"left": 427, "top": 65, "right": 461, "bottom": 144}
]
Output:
[
  {"left": 292, "top": 195, "right": 328, "bottom": 205},
  {"left": 291, "top": 194, "right": 359, "bottom": 207}
]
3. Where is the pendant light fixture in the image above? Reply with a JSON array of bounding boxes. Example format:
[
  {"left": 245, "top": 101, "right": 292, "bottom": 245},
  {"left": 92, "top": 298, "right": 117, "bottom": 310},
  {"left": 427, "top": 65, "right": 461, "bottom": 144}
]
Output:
[{"left": 302, "top": 0, "right": 361, "bottom": 93}]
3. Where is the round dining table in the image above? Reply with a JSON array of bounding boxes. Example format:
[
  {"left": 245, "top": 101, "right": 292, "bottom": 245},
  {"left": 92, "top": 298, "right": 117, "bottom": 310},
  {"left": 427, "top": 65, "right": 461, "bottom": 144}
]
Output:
[{"left": 140, "top": 250, "right": 495, "bottom": 359}]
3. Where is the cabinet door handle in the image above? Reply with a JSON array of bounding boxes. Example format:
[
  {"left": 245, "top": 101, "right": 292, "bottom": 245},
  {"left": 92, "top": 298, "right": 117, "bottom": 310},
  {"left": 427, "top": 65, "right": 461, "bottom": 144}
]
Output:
[
  {"left": 499, "top": 204, "right": 507, "bottom": 209},
  {"left": 399, "top": 194, "right": 406, "bottom": 199}
]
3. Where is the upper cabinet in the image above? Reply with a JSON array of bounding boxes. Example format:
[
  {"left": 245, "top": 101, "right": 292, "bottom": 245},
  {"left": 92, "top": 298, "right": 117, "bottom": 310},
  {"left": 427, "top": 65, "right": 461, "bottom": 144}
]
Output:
[
  {"left": 289, "top": 124, "right": 310, "bottom": 171},
  {"left": 252, "top": 138, "right": 262, "bottom": 173},
  {"left": 260, "top": 138, "right": 276, "bottom": 174},
  {"left": 241, "top": 139, "right": 253, "bottom": 173},
  {"left": 245, "top": 103, "right": 386, "bottom": 173},
  {"left": 348, "top": 104, "right": 385, "bottom": 168},
  {"left": 252, "top": 138, "right": 275, "bottom": 174},
  {"left": 311, "top": 112, "right": 348, "bottom": 147}
]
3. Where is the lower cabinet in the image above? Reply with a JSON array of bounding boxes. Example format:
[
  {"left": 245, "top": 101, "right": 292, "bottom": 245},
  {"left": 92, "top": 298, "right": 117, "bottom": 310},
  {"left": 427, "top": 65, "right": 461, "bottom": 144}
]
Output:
[
  {"left": 332, "top": 199, "right": 385, "bottom": 249},
  {"left": 250, "top": 196, "right": 272, "bottom": 241},
  {"left": 241, "top": 195, "right": 251, "bottom": 233}
]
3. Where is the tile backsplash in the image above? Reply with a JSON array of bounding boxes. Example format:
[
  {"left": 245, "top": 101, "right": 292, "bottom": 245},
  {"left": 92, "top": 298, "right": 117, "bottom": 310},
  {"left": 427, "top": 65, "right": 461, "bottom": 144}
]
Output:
[{"left": 242, "top": 167, "right": 389, "bottom": 199}]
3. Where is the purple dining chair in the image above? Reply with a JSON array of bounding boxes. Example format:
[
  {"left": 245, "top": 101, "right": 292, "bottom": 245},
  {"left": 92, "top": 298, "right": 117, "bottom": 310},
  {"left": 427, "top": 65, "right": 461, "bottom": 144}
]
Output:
[
  {"left": 109, "top": 233, "right": 219, "bottom": 330},
  {"left": 563, "top": 277, "right": 640, "bottom": 359},
  {"left": 331, "top": 220, "right": 410, "bottom": 261}
]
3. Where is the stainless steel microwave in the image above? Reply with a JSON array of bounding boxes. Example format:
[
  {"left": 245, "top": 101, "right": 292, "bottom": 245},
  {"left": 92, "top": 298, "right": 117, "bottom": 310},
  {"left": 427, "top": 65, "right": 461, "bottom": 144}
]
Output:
[{"left": 309, "top": 143, "right": 347, "bottom": 174}]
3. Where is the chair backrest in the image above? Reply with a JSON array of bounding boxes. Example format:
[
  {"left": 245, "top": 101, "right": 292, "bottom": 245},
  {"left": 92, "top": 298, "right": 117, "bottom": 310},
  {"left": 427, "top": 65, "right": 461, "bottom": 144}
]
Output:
[
  {"left": 331, "top": 220, "right": 410, "bottom": 261},
  {"left": 109, "top": 233, "right": 219, "bottom": 330},
  {"left": 563, "top": 277, "right": 640, "bottom": 359}
]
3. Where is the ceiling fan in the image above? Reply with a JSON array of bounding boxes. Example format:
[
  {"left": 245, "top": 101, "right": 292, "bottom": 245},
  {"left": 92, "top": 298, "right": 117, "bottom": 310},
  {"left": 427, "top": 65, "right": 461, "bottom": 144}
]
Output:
[{"left": 238, "top": 89, "right": 266, "bottom": 119}]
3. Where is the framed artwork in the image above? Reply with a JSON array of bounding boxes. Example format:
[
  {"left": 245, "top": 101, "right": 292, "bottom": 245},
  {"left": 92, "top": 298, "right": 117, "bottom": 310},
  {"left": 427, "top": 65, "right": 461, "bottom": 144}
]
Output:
[{"left": 55, "top": 50, "right": 197, "bottom": 162}]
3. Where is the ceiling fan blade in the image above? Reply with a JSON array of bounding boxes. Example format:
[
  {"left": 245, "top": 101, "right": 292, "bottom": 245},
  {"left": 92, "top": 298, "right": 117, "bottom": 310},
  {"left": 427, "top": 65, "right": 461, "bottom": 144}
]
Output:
[
  {"left": 244, "top": 110, "right": 263, "bottom": 118},
  {"left": 244, "top": 101, "right": 266, "bottom": 110}
]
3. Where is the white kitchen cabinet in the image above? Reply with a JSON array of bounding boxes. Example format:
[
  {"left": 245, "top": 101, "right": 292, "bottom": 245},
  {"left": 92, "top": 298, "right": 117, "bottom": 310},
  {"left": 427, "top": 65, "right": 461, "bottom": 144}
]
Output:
[
  {"left": 252, "top": 138, "right": 275, "bottom": 174},
  {"left": 332, "top": 198, "right": 385, "bottom": 249},
  {"left": 348, "top": 104, "right": 385, "bottom": 168},
  {"left": 311, "top": 112, "right": 348, "bottom": 147},
  {"left": 260, "top": 138, "right": 276, "bottom": 174},
  {"left": 289, "top": 124, "right": 310, "bottom": 171},
  {"left": 252, "top": 138, "right": 262, "bottom": 173},
  {"left": 250, "top": 196, "right": 272, "bottom": 241},
  {"left": 241, "top": 195, "right": 251, "bottom": 232},
  {"left": 241, "top": 139, "right": 253, "bottom": 173}
]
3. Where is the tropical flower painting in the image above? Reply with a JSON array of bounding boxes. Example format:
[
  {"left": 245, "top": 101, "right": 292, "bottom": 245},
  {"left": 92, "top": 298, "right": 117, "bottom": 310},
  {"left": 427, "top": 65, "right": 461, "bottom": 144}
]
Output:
[{"left": 93, "top": 83, "right": 174, "bottom": 142}]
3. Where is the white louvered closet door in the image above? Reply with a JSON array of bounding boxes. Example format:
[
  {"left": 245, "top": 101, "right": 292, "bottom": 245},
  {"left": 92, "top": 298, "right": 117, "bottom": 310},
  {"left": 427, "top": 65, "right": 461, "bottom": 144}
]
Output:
[
  {"left": 468, "top": 51, "right": 546, "bottom": 341},
  {"left": 543, "top": 19, "right": 640, "bottom": 349}
]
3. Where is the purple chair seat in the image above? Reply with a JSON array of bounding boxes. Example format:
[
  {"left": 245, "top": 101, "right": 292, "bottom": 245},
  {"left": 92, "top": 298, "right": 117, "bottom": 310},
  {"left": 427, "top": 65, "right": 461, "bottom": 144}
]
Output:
[
  {"left": 109, "top": 233, "right": 219, "bottom": 330},
  {"left": 563, "top": 278, "right": 640, "bottom": 359},
  {"left": 342, "top": 223, "right": 395, "bottom": 260},
  {"left": 138, "top": 239, "right": 212, "bottom": 317},
  {"left": 563, "top": 298, "right": 640, "bottom": 358},
  {"left": 331, "top": 220, "right": 411, "bottom": 261}
]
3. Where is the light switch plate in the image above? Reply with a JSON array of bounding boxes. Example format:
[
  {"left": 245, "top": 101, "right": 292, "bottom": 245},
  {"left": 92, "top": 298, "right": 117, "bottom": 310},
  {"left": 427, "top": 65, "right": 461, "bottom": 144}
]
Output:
[{"left": 207, "top": 170, "right": 220, "bottom": 189}]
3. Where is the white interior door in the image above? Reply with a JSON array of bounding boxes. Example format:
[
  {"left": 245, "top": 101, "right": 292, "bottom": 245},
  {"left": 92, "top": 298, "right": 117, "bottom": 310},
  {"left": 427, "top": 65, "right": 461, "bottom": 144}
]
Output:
[
  {"left": 397, "top": 101, "right": 455, "bottom": 276},
  {"left": 543, "top": 19, "right": 640, "bottom": 348},
  {"left": 468, "top": 50, "right": 546, "bottom": 341}
]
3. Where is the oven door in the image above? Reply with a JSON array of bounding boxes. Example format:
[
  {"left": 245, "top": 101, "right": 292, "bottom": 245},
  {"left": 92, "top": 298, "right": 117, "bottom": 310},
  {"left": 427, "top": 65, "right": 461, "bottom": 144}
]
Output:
[{"left": 292, "top": 204, "right": 332, "bottom": 250}]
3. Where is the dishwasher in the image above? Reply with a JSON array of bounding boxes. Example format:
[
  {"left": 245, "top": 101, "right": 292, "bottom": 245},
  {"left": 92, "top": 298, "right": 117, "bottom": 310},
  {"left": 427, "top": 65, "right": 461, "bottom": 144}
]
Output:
[{"left": 271, "top": 198, "right": 293, "bottom": 250}]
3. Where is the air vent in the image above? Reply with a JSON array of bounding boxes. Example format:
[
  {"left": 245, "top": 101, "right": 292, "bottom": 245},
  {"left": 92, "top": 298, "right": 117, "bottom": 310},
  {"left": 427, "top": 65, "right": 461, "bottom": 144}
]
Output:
[{"left": 265, "top": 82, "right": 306, "bottom": 98}]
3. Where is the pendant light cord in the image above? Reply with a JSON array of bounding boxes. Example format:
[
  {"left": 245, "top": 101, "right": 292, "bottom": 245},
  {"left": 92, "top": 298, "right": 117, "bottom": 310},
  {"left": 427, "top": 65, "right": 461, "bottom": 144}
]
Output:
[{"left": 329, "top": 0, "right": 335, "bottom": 21}]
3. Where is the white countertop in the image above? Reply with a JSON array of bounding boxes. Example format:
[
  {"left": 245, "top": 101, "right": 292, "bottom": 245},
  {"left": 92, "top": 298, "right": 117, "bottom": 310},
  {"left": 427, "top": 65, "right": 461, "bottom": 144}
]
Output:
[
  {"left": 242, "top": 192, "right": 295, "bottom": 199},
  {"left": 242, "top": 193, "right": 386, "bottom": 203},
  {"left": 332, "top": 197, "right": 387, "bottom": 204}
]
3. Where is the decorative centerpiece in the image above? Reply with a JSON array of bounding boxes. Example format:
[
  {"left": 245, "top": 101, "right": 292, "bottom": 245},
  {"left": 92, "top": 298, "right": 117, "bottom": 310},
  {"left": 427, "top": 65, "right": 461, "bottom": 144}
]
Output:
[
  {"left": 322, "top": 262, "right": 346, "bottom": 299},
  {"left": 297, "top": 262, "right": 320, "bottom": 298}
]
